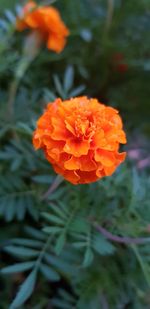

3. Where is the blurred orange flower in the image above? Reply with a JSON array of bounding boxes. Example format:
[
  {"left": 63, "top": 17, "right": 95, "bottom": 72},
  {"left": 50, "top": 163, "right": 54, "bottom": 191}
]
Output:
[
  {"left": 112, "top": 53, "right": 128, "bottom": 73},
  {"left": 16, "top": 1, "right": 69, "bottom": 53},
  {"left": 33, "top": 97, "right": 127, "bottom": 184}
]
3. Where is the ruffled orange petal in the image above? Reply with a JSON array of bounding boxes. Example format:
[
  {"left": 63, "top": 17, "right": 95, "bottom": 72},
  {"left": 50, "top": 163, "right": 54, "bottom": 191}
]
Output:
[
  {"left": 103, "top": 164, "right": 117, "bottom": 176},
  {"left": 64, "top": 156, "right": 80, "bottom": 170},
  {"left": 95, "top": 149, "right": 115, "bottom": 166},
  {"left": 16, "top": 3, "right": 69, "bottom": 53},
  {"left": 33, "top": 96, "right": 127, "bottom": 184},
  {"left": 51, "top": 117, "right": 69, "bottom": 141},
  {"left": 53, "top": 165, "right": 80, "bottom": 185},
  {"left": 64, "top": 138, "right": 90, "bottom": 157},
  {"left": 77, "top": 171, "right": 98, "bottom": 184},
  {"left": 47, "top": 34, "right": 66, "bottom": 53},
  {"left": 24, "top": 12, "right": 39, "bottom": 28}
]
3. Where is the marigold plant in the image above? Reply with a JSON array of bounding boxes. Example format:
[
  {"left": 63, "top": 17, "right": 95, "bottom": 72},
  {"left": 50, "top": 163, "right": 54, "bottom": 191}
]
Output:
[
  {"left": 33, "top": 96, "right": 127, "bottom": 184},
  {"left": 16, "top": 1, "right": 69, "bottom": 53}
]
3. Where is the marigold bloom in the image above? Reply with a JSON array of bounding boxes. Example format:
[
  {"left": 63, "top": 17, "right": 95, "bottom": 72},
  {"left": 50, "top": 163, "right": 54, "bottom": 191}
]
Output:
[
  {"left": 33, "top": 97, "right": 127, "bottom": 184},
  {"left": 16, "top": 1, "right": 69, "bottom": 53}
]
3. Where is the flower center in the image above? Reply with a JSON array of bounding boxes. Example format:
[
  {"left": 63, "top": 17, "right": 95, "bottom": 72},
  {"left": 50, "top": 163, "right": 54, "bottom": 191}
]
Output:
[{"left": 74, "top": 113, "right": 96, "bottom": 139}]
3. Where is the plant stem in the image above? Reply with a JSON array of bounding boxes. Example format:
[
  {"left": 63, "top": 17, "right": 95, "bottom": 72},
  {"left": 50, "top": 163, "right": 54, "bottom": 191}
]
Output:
[
  {"left": 105, "top": 0, "right": 114, "bottom": 34},
  {"left": 94, "top": 223, "right": 150, "bottom": 245},
  {"left": 42, "top": 175, "right": 63, "bottom": 200},
  {"left": 35, "top": 234, "right": 53, "bottom": 269},
  {"left": 7, "top": 56, "right": 33, "bottom": 121},
  {"left": 132, "top": 244, "right": 150, "bottom": 287}
]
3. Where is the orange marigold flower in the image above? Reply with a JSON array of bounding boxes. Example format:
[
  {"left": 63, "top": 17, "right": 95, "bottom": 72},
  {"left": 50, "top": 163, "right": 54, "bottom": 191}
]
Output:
[
  {"left": 16, "top": 1, "right": 69, "bottom": 53},
  {"left": 33, "top": 97, "right": 127, "bottom": 184}
]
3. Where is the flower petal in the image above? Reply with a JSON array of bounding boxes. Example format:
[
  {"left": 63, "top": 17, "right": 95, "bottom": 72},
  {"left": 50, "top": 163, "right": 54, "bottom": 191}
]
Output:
[
  {"left": 64, "top": 138, "right": 90, "bottom": 157},
  {"left": 95, "top": 149, "right": 115, "bottom": 166},
  {"left": 51, "top": 117, "right": 69, "bottom": 141}
]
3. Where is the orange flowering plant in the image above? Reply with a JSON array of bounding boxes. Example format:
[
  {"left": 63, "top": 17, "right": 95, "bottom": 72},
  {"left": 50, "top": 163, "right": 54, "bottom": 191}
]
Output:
[
  {"left": 2, "top": 1, "right": 150, "bottom": 307},
  {"left": 16, "top": 0, "right": 69, "bottom": 53},
  {"left": 8, "top": 1, "right": 69, "bottom": 122},
  {"left": 33, "top": 96, "right": 127, "bottom": 184}
]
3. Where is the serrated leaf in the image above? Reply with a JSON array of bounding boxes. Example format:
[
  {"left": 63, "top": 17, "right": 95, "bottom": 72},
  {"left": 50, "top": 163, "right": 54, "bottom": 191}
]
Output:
[
  {"left": 10, "top": 157, "right": 22, "bottom": 171},
  {"left": 83, "top": 247, "right": 94, "bottom": 267},
  {"left": 55, "top": 233, "right": 66, "bottom": 255},
  {"left": 16, "top": 122, "right": 33, "bottom": 135},
  {"left": 12, "top": 238, "right": 43, "bottom": 249},
  {"left": 1, "top": 261, "right": 35, "bottom": 274},
  {"left": 69, "top": 85, "right": 85, "bottom": 97},
  {"left": 40, "top": 263, "right": 60, "bottom": 281},
  {"left": 72, "top": 242, "right": 86, "bottom": 249},
  {"left": 44, "top": 253, "right": 77, "bottom": 275},
  {"left": 71, "top": 217, "right": 89, "bottom": 233},
  {"left": 93, "top": 234, "right": 115, "bottom": 256},
  {"left": 44, "top": 253, "right": 76, "bottom": 276},
  {"left": 43, "top": 88, "right": 56, "bottom": 101},
  {"left": 26, "top": 201, "right": 38, "bottom": 221},
  {"left": 64, "top": 65, "right": 74, "bottom": 92},
  {"left": 10, "top": 269, "right": 37, "bottom": 309},
  {"left": 16, "top": 197, "right": 26, "bottom": 221},
  {"left": 43, "top": 226, "right": 62, "bottom": 234},
  {"left": 53, "top": 75, "right": 65, "bottom": 98},
  {"left": 32, "top": 175, "right": 53, "bottom": 184},
  {"left": 4, "top": 246, "right": 39, "bottom": 258},
  {"left": 24, "top": 226, "right": 46, "bottom": 240},
  {"left": 48, "top": 202, "right": 68, "bottom": 219},
  {"left": 42, "top": 212, "right": 64, "bottom": 225},
  {"left": 4, "top": 198, "right": 16, "bottom": 222}
]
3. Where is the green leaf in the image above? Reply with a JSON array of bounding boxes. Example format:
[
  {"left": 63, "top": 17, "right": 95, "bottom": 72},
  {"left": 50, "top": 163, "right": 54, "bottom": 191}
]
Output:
[
  {"left": 43, "top": 88, "right": 56, "bottom": 101},
  {"left": 4, "top": 246, "right": 39, "bottom": 258},
  {"left": 48, "top": 202, "right": 68, "bottom": 219},
  {"left": 83, "top": 248, "right": 94, "bottom": 267},
  {"left": 72, "top": 242, "right": 86, "bottom": 248},
  {"left": 26, "top": 200, "right": 38, "bottom": 221},
  {"left": 10, "top": 157, "right": 22, "bottom": 171},
  {"left": 53, "top": 75, "right": 65, "bottom": 98},
  {"left": 43, "top": 226, "right": 63, "bottom": 234},
  {"left": 16, "top": 197, "right": 26, "bottom": 221},
  {"left": 42, "top": 212, "right": 64, "bottom": 225},
  {"left": 16, "top": 122, "right": 33, "bottom": 135},
  {"left": 1, "top": 261, "right": 35, "bottom": 274},
  {"left": 40, "top": 263, "right": 60, "bottom": 281},
  {"left": 71, "top": 217, "right": 89, "bottom": 233},
  {"left": 64, "top": 65, "right": 74, "bottom": 92},
  {"left": 32, "top": 175, "right": 53, "bottom": 184},
  {"left": 10, "top": 269, "right": 37, "bottom": 309},
  {"left": 69, "top": 85, "right": 85, "bottom": 97},
  {"left": 55, "top": 233, "right": 66, "bottom": 255},
  {"left": 4, "top": 198, "right": 16, "bottom": 222},
  {"left": 93, "top": 234, "right": 115, "bottom": 256},
  {"left": 12, "top": 238, "right": 43, "bottom": 249},
  {"left": 24, "top": 226, "right": 46, "bottom": 240},
  {"left": 44, "top": 253, "right": 76, "bottom": 276}
]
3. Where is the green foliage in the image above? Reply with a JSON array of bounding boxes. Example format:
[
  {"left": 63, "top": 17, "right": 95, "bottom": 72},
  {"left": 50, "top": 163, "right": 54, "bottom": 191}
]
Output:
[
  {"left": 0, "top": 0, "right": 150, "bottom": 308},
  {"left": 1, "top": 226, "right": 77, "bottom": 307}
]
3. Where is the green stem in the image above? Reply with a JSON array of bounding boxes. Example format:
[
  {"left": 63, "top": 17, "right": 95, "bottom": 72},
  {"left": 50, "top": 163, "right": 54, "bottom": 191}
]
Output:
[
  {"left": 7, "top": 56, "right": 34, "bottom": 121},
  {"left": 42, "top": 175, "right": 63, "bottom": 200},
  {"left": 35, "top": 234, "right": 53, "bottom": 269},
  {"left": 132, "top": 244, "right": 150, "bottom": 287},
  {"left": 105, "top": 0, "right": 114, "bottom": 34}
]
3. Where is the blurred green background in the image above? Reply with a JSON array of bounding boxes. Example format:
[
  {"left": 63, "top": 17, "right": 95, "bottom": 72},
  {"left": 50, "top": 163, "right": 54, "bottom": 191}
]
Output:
[{"left": 0, "top": 0, "right": 150, "bottom": 308}]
